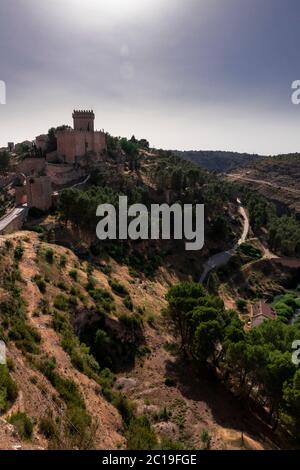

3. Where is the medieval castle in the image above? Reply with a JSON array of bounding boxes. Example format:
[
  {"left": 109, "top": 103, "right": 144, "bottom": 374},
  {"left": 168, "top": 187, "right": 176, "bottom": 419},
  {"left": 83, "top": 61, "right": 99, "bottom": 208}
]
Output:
[{"left": 13, "top": 110, "right": 106, "bottom": 212}]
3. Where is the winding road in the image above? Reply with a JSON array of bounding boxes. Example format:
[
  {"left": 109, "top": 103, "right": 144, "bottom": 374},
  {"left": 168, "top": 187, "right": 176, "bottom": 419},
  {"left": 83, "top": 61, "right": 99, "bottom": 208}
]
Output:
[{"left": 199, "top": 199, "right": 249, "bottom": 283}]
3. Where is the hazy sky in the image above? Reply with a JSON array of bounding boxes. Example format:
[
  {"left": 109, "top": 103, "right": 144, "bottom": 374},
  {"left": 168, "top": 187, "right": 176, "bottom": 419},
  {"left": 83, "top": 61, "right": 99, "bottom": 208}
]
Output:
[{"left": 1, "top": 0, "right": 300, "bottom": 154}]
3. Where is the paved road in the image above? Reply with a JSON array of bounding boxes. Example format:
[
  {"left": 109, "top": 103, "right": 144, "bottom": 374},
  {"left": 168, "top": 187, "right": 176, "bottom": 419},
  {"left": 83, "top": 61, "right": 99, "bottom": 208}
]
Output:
[
  {"left": 0, "top": 206, "right": 28, "bottom": 233},
  {"left": 199, "top": 199, "right": 249, "bottom": 283}
]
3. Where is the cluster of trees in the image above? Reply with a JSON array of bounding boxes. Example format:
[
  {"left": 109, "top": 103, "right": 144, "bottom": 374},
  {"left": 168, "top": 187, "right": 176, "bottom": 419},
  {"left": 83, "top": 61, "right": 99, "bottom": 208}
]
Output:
[
  {"left": 247, "top": 193, "right": 300, "bottom": 257},
  {"left": 149, "top": 154, "right": 236, "bottom": 243},
  {"left": 107, "top": 135, "right": 149, "bottom": 171},
  {"left": 166, "top": 282, "right": 300, "bottom": 437},
  {"left": 59, "top": 150, "right": 239, "bottom": 260},
  {"left": 272, "top": 292, "right": 300, "bottom": 324},
  {"left": 59, "top": 186, "right": 119, "bottom": 230},
  {"left": 59, "top": 181, "right": 151, "bottom": 232},
  {"left": 150, "top": 154, "right": 207, "bottom": 193}
]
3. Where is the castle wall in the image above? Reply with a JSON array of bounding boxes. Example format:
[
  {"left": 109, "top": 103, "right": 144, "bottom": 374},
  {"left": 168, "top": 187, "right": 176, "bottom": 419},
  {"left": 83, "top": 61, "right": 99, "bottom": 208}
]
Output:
[
  {"left": 56, "top": 130, "right": 106, "bottom": 164},
  {"left": 93, "top": 131, "right": 107, "bottom": 154},
  {"left": 17, "top": 158, "right": 46, "bottom": 176},
  {"left": 15, "top": 186, "right": 27, "bottom": 206},
  {"left": 46, "top": 163, "right": 86, "bottom": 186},
  {"left": 26, "top": 176, "right": 52, "bottom": 211},
  {"left": 36, "top": 134, "right": 48, "bottom": 151}
]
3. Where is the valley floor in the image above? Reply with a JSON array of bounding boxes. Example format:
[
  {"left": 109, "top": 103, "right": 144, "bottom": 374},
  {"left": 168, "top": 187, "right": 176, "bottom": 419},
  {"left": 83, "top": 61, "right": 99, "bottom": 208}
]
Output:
[{"left": 115, "top": 322, "right": 279, "bottom": 450}]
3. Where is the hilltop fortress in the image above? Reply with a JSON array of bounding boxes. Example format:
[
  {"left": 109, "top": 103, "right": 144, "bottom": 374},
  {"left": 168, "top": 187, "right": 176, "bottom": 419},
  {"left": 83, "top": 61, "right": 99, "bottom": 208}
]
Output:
[
  {"left": 51, "top": 110, "right": 106, "bottom": 164},
  {"left": 13, "top": 110, "right": 107, "bottom": 212}
]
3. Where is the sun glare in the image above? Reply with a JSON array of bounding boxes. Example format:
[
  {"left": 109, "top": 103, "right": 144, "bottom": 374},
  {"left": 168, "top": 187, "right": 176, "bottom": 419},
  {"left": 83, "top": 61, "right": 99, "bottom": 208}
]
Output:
[{"left": 68, "top": 0, "right": 162, "bottom": 19}]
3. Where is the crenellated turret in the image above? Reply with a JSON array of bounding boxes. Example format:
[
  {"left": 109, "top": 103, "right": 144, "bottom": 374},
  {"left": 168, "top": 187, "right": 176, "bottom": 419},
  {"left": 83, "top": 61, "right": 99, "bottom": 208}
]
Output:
[{"left": 72, "top": 110, "right": 95, "bottom": 132}]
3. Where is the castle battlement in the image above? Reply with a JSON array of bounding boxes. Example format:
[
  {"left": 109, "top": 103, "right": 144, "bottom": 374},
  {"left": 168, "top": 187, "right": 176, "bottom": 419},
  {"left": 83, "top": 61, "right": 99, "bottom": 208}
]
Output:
[
  {"left": 56, "top": 110, "right": 107, "bottom": 163},
  {"left": 72, "top": 109, "right": 95, "bottom": 132},
  {"left": 72, "top": 109, "right": 95, "bottom": 115}
]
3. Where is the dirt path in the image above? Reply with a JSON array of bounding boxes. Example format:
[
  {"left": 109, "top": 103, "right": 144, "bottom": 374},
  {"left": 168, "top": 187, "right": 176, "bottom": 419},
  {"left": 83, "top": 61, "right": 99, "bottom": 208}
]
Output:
[{"left": 227, "top": 174, "right": 300, "bottom": 196}]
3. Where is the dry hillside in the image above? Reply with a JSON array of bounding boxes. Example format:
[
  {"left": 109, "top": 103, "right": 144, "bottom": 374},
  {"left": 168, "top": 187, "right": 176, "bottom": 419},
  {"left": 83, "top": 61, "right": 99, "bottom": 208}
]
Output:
[
  {"left": 0, "top": 231, "right": 281, "bottom": 450},
  {"left": 227, "top": 154, "right": 300, "bottom": 213}
]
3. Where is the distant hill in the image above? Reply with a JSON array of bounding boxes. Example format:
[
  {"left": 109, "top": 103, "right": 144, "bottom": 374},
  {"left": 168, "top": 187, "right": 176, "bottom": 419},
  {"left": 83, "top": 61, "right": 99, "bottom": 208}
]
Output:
[
  {"left": 235, "top": 153, "right": 300, "bottom": 186},
  {"left": 227, "top": 153, "right": 300, "bottom": 214},
  {"left": 175, "top": 150, "right": 264, "bottom": 172}
]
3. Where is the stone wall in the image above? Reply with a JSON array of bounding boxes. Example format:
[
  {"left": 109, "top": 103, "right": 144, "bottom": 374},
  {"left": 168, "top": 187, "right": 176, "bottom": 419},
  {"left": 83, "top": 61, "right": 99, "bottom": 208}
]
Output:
[
  {"left": 26, "top": 176, "right": 52, "bottom": 211},
  {"left": 15, "top": 186, "right": 27, "bottom": 206},
  {"left": 17, "top": 158, "right": 46, "bottom": 176},
  {"left": 46, "top": 163, "right": 86, "bottom": 186},
  {"left": 56, "top": 130, "right": 106, "bottom": 164}
]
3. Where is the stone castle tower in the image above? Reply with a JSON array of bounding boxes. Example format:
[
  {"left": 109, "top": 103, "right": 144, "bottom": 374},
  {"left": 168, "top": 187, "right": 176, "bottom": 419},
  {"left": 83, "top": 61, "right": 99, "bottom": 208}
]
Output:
[
  {"left": 73, "top": 110, "right": 95, "bottom": 132},
  {"left": 54, "top": 110, "right": 106, "bottom": 164}
]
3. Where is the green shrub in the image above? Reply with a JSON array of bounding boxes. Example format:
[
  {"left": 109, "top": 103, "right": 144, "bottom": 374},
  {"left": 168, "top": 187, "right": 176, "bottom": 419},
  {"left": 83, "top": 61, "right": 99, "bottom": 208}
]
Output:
[
  {"left": 124, "top": 295, "right": 133, "bottom": 311},
  {"left": 99, "top": 368, "right": 115, "bottom": 390},
  {"left": 119, "top": 313, "right": 142, "bottom": 330},
  {"left": 69, "top": 270, "right": 78, "bottom": 282},
  {"left": 39, "top": 415, "right": 57, "bottom": 439},
  {"left": 5, "top": 240, "right": 12, "bottom": 250},
  {"left": 86, "top": 277, "right": 96, "bottom": 291},
  {"left": 201, "top": 429, "right": 211, "bottom": 449},
  {"left": 70, "top": 286, "right": 77, "bottom": 296},
  {"left": 69, "top": 295, "right": 78, "bottom": 307},
  {"left": 0, "top": 365, "right": 18, "bottom": 413},
  {"left": 137, "top": 345, "right": 151, "bottom": 357},
  {"left": 57, "top": 281, "right": 68, "bottom": 292},
  {"left": 54, "top": 294, "right": 69, "bottom": 311},
  {"left": 109, "top": 279, "right": 128, "bottom": 296},
  {"left": 100, "top": 264, "right": 112, "bottom": 275},
  {"left": 33, "top": 276, "right": 47, "bottom": 294},
  {"left": 60, "top": 255, "right": 67, "bottom": 268},
  {"left": 112, "top": 393, "right": 135, "bottom": 427},
  {"left": 164, "top": 377, "right": 176, "bottom": 387},
  {"left": 31, "top": 225, "right": 45, "bottom": 234},
  {"left": 87, "top": 287, "right": 114, "bottom": 312},
  {"left": 163, "top": 342, "right": 178, "bottom": 354},
  {"left": 9, "top": 321, "right": 41, "bottom": 354},
  {"left": 45, "top": 248, "right": 54, "bottom": 264},
  {"left": 126, "top": 416, "right": 157, "bottom": 450},
  {"left": 9, "top": 412, "right": 33, "bottom": 440},
  {"left": 14, "top": 245, "right": 24, "bottom": 261},
  {"left": 147, "top": 314, "right": 156, "bottom": 327},
  {"left": 236, "top": 298, "right": 247, "bottom": 312},
  {"left": 38, "top": 358, "right": 90, "bottom": 437},
  {"left": 158, "top": 407, "right": 170, "bottom": 422}
]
